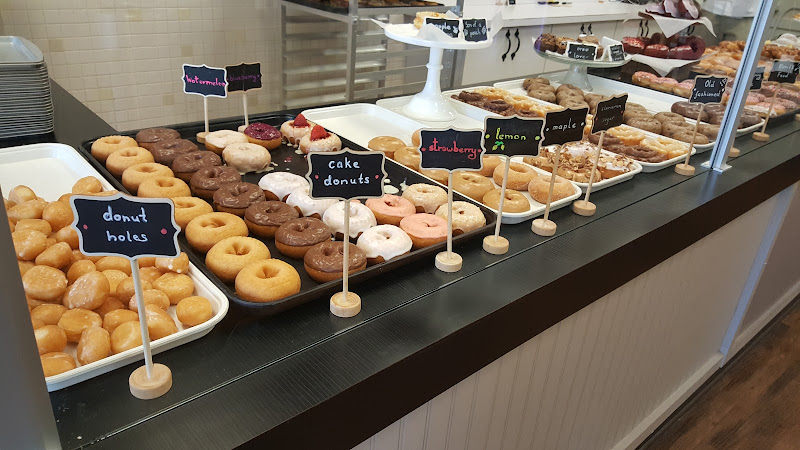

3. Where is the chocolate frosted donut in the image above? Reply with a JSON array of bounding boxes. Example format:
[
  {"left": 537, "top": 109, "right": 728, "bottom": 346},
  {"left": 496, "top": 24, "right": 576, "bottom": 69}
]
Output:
[
  {"left": 607, "top": 144, "right": 668, "bottom": 163},
  {"left": 587, "top": 133, "right": 621, "bottom": 146},
  {"left": 458, "top": 91, "right": 484, "bottom": 103},
  {"left": 739, "top": 110, "right": 761, "bottom": 128},
  {"left": 151, "top": 139, "right": 199, "bottom": 167},
  {"left": 484, "top": 99, "right": 514, "bottom": 116},
  {"left": 190, "top": 166, "right": 241, "bottom": 200},
  {"left": 275, "top": 217, "right": 332, "bottom": 259},
  {"left": 244, "top": 200, "right": 299, "bottom": 237},
  {"left": 173, "top": 151, "right": 222, "bottom": 182},
  {"left": 135, "top": 128, "right": 180, "bottom": 150},
  {"left": 213, "top": 182, "right": 265, "bottom": 216},
  {"left": 626, "top": 117, "right": 663, "bottom": 134},
  {"left": 303, "top": 241, "right": 367, "bottom": 283},
  {"left": 671, "top": 102, "right": 710, "bottom": 122}
]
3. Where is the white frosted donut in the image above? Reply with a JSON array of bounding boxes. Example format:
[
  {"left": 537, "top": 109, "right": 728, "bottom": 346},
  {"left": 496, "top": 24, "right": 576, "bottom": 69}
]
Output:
[
  {"left": 205, "top": 130, "right": 248, "bottom": 150},
  {"left": 401, "top": 183, "right": 447, "bottom": 214},
  {"left": 258, "top": 172, "right": 309, "bottom": 201},
  {"left": 286, "top": 186, "right": 337, "bottom": 218},
  {"left": 322, "top": 201, "right": 377, "bottom": 240},
  {"left": 222, "top": 142, "right": 271, "bottom": 174},
  {"left": 356, "top": 225, "right": 412, "bottom": 263},
  {"left": 435, "top": 201, "right": 486, "bottom": 234}
]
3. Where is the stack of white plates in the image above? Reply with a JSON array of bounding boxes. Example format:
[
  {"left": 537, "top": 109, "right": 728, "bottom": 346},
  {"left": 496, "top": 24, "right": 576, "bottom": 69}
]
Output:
[{"left": 0, "top": 36, "right": 53, "bottom": 139}]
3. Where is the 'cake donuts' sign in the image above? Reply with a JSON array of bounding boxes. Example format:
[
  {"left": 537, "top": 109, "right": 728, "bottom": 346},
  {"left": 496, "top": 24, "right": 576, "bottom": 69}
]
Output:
[
  {"left": 306, "top": 149, "right": 387, "bottom": 200},
  {"left": 70, "top": 194, "right": 180, "bottom": 260}
]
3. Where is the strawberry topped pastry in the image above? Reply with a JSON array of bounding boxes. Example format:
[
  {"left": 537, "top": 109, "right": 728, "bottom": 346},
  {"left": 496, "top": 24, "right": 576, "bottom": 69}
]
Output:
[
  {"left": 299, "top": 125, "right": 342, "bottom": 154},
  {"left": 280, "top": 113, "right": 316, "bottom": 146}
]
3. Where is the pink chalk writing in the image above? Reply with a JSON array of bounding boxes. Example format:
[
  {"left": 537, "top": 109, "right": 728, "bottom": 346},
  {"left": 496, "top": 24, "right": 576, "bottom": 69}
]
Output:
[
  {"left": 424, "top": 138, "right": 480, "bottom": 160},
  {"left": 184, "top": 75, "right": 226, "bottom": 86}
]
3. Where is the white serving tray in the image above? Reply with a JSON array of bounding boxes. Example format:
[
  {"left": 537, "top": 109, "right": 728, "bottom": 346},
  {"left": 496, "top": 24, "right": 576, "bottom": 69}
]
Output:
[
  {"left": 382, "top": 23, "right": 493, "bottom": 50},
  {"left": 301, "top": 103, "right": 426, "bottom": 150},
  {"left": 609, "top": 124, "right": 696, "bottom": 172},
  {"left": 0, "top": 143, "right": 229, "bottom": 391},
  {"left": 377, "top": 95, "right": 485, "bottom": 130},
  {"left": 515, "top": 148, "right": 642, "bottom": 193}
]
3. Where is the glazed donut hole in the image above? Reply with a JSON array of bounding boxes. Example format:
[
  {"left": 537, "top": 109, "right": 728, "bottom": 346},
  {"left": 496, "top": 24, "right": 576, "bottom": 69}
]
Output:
[
  {"left": 14, "top": 218, "right": 52, "bottom": 235},
  {"left": 137, "top": 257, "right": 156, "bottom": 267},
  {"left": 129, "top": 289, "right": 170, "bottom": 312},
  {"left": 154, "top": 252, "right": 189, "bottom": 274},
  {"left": 18, "top": 260, "right": 35, "bottom": 277},
  {"left": 77, "top": 326, "right": 111, "bottom": 365},
  {"left": 93, "top": 295, "right": 125, "bottom": 317},
  {"left": 152, "top": 272, "right": 195, "bottom": 305},
  {"left": 101, "top": 269, "right": 128, "bottom": 292},
  {"left": 35, "top": 242, "right": 72, "bottom": 269},
  {"left": 42, "top": 201, "right": 74, "bottom": 231},
  {"left": 58, "top": 308, "right": 102, "bottom": 343},
  {"left": 95, "top": 256, "right": 132, "bottom": 275},
  {"left": 137, "top": 176, "right": 191, "bottom": 199},
  {"left": 8, "top": 200, "right": 45, "bottom": 222},
  {"left": 110, "top": 320, "right": 143, "bottom": 354},
  {"left": 55, "top": 225, "right": 80, "bottom": 249},
  {"left": 63, "top": 271, "right": 111, "bottom": 310},
  {"left": 102, "top": 309, "right": 139, "bottom": 334},
  {"left": 35, "top": 325, "right": 68, "bottom": 355},
  {"left": 138, "top": 266, "right": 165, "bottom": 284},
  {"left": 116, "top": 277, "right": 152, "bottom": 303},
  {"left": 40, "top": 352, "right": 77, "bottom": 377},
  {"left": 144, "top": 304, "right": 178, "bottom": 340},
  {"left": 66, "top": 260, "right": 96, "bottom": 285},
  {"left": 176, "top": 296, "right": 213, "bottom": 327},
  {"left": 30, "top": 303, "right": 68, "bottom": 326},
  {"left": 22, "top": 265, "right": 67, "bottom": 302},
  {"left": 31, "top": 317, "right": 45, "bottom": 329},
  {"left": 9, "top": 185, "right": 37, "bottom": 205},
  {"left": 72, "top": 176, "right": 104, "bottom": 195}
]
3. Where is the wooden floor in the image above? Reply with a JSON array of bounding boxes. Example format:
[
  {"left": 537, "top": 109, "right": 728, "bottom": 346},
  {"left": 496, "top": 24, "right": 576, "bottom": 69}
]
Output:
[{"left": 640, "top": 296, "right": 800, "bottom": 450}]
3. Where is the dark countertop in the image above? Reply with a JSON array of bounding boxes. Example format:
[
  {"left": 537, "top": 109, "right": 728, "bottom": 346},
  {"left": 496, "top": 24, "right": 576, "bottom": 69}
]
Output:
[{"left": 6, "top": 81, "right": 800, "bottom": 450}]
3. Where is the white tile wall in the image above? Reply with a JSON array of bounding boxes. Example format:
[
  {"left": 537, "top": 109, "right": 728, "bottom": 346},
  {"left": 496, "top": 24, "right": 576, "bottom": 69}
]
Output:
[{"left": 0, "top": 0, "right": 283, "bottom": 131}]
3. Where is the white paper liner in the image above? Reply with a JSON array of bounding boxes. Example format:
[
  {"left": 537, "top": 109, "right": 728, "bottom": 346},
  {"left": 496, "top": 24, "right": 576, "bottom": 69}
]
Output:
[
  {"left": 631, "top": 53, "right": 702, "bottom": 76},
  {"left": 638, "top": 12, "right": 715, "bottom": 38}
]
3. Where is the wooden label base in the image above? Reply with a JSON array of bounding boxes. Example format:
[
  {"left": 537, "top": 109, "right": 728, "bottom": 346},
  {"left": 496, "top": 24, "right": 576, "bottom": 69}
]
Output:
[
  {"left": 196, "top": 132, "right": 209, "bottom": 143},
  {"left": 435, "top": 252, "right": 462, "bottom": 272},
  {"left": 795, "top": 113, "right": 800, "bottom": 122},
  {"left": 483, "top": 235, "right": 509, "bottom": 255},
  {"left": 752, "top": 132, "right": 770, "bottom": 142},
  {"left": 531, "top": 218, "right": 556, "bottom": 236},
  {"left": 674, "top": 163, "right": 695, "bottom": 176},
  {"left": 572, "top": 199, "right": 596, "bottom": 216},
  {"left": 237, "top": 124, "right": 248, "bottom": 132},
  {"left": 129, "top": 363, "right": 172, "bottom": 400},
  {"left": 330, "top": 292, "right": 361, "bottom": 318},
  {"left": 728, "top": 147, "right": 741, "bottom": 158}
]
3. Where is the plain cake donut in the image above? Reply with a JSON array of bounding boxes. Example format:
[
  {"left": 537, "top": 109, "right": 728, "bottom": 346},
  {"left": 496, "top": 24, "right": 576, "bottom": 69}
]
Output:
[
  {"left": 493, "top": 162, "right": 536, "bottom": 190},
  {"left": 206, "top": 236, "right": 271, "bottom": 283},
  {"left": 105, "top": 147, "right": 154, "bottom": 177},
  {"left": 121, "top": 163, "right": 174, "bottom": 194},
  {"left": 434, "top": 201, "right": 486, "bottom": 235},
  {"left": 482, "top": 188, "right": 530, "bottom": 213},
  {"left": 402, "top": 183, "right": 447, "bottom": 213},
  {"left": 235, "top": 260, "right": 301, "bottom": 302},
  {"left": 92, "top": 135, "right": 138, "bottom": 162},
  {"left": 185, "top": 212, "right": 249, "bottom": 253}
]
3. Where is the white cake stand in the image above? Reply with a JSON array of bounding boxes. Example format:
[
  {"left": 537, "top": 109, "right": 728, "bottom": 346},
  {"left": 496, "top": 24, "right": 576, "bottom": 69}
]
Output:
[
  {"left": 533, "top": 45, "right": 631, "bottom": 92},
  {"left": 383, "top": 24, "right": 493, "bottom": 122}
]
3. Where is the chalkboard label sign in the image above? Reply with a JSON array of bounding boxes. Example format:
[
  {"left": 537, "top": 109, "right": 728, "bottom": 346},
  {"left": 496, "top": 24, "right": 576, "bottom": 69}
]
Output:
[
  {"left": 609, "top": 44, "right": 625, "bottom": 62},
  {"left": 482, "top": 116, "right": 544, "bottom": 157},
  {"left": 542, "top": 107, "right": 589, "bottom": 147},
  {"left": 750, "top": 66, "right": 766, "bottom": 90},
  {"left": 768, "top": 60, "right": 800, "bottom": 84},
  {"left": 306, "top": 149, "right": 387, "bottom": 201},
  {"left": 566, "top": 42, "right": 598, "bottom": 61},
  {"left": 419, "top": 128, "right": 484, "bottom": 172},
  {"left": 425, "top": 17, "right": 460, "bottom": 38},
  {"left": 463, "top": 19, "right": 488, "bottom": 42},
  {"left": 183, "top": 64, "right": 227, "bottom": 98},
  {"left": 225, "top": 62, "right": 262, "bottom": 92},
  {"left": 689, "top": 75, "right": 727, "bottom": 104},
  {"left": 591, "top": 94, "right": 628, "bottom": 134},
  {"left": 70, "top": 194, "right": 180, "bottom": 260}
]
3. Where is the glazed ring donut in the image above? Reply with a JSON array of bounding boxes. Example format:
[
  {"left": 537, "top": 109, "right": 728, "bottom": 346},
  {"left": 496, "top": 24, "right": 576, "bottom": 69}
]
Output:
[
  {"left": 121, "top": 163, "right": 174, "bottom": 194},
  {"left": 434, "top": 201, "right": 486, "bottom": 235},
  {"left": 452, "top": 172, "right": 494, "bottom": 202},
  {"left": 394, "top": 146, "right": 421, "bottom": 171},
  {"left": 368, "top": 136, "right": 406, "bottom": 159},
  {"left": 91, "top": 135, "right": 138, "bottom": 162},
  {"left": 185, "top": 212, "right": 249, "bottom": 253},
  {"left": 670, "top": 131, "right": 710, "bottom": 146},
  {"left": 478, "top": 155, "right": 503, "bottom": 177},
  {"left": 653, "top": 112, "right": 686, "bottom": 125},
  {"left": 137, "top": 176, "right": 191, "bottom": 198},
  {"left": 172, "top": 196, "right": 213, "bottom": 229},
  {"left": 626, "top": 117, "right": 663, "bottom": 135},
  {"left": 641, "top": 137, "right": 688, "bottom": 159},
  {"left": 235, "top": 259, "right": 301, "bottom": 302},
  {"left": 399, "top": 213, "right": 448, "bottom": 249},
  {"left": 206, "top": 236, "right": 271, "bottom": 283},
  {"left": 402, "top": 183, "right": 447, "bottom": 214},
  {"left": 152, "top": 272, "right": 195, "bottom": 305},
  {"left": 106, "top": 147, "right": 154, "bottom": 177},
  {"left": 527, "top": 173, "right": 574, "bottom": 204},
  {"left": 482, "top": 188, "right": 530, "bottom": 213},
  {"left": 420, "top": 169, "right": 450, "bottom": 185},
  {"left": 493, "top": 162, "right": 536, "bottom": 191},
  {"left": 608, "top": 126, "right": 646, "bottom": 146}
]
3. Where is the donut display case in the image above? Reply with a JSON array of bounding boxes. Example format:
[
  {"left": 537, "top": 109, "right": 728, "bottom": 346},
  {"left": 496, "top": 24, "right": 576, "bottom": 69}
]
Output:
[{"left": 79, "top": 114, "right": 497, "bottom": 316}]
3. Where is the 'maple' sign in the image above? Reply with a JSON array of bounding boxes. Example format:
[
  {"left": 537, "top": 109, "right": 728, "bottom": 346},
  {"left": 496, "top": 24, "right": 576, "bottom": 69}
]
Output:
[
  {"left": 542, "top": 107, "right": 589, "bottom": 147},
  {"left": 183, "top": 64, "right": 227, "bottom": 98},
  {"left": 70, "top": 194, "right": 180, "bottom": 260},
  {"left": 482, "top": 116, "right": 544, "bottom": 157},
  {"left": 306, "top": 149, "right": 387, "bottom": 200},
  {"left": 418, "top": 128, "right": 484, "bottom": 172}
]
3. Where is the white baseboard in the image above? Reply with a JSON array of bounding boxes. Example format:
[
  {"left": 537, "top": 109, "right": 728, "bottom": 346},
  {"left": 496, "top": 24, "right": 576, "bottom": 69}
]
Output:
[
  {"left": 728, "top": 279, "right": 800, "bottom": 359},
  {"left": 613, "top": 353, "right": 723, "bottom": 450}
]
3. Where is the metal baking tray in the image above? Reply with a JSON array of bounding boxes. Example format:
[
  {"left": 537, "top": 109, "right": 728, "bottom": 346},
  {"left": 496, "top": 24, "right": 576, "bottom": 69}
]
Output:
[{"left": 80, "top": 113, "right": 497, "bottom": 316}]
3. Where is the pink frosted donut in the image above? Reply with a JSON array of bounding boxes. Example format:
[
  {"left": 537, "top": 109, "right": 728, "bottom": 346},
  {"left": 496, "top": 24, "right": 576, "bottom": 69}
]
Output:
[
  {"left": 365, "top": 194, "right": 416, "bottom": 226},
  {"left": 399, "top": 213, "right": 447, "bottom": 249}
]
